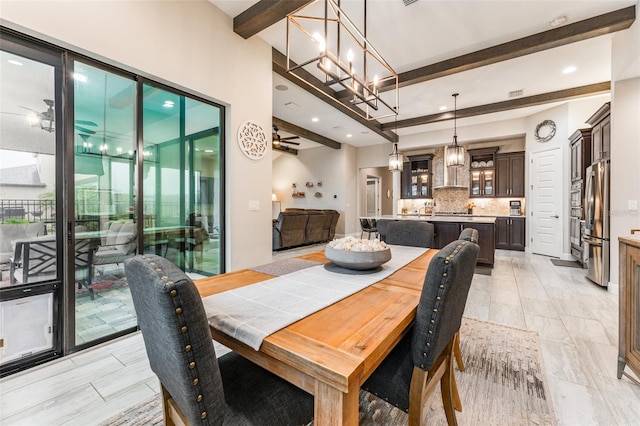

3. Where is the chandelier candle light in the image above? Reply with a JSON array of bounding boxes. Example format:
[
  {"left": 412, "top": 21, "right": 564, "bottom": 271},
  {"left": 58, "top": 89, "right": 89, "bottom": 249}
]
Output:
[
  {"left": 446, "top": 93, "right": 465, "bottom": 167},
  {"left": 286, "top": 0, "right": 399, "bottom": 121}
]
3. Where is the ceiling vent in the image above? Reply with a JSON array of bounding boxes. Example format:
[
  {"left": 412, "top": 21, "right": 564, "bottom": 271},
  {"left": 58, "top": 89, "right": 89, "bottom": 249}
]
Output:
[
  {"left": 508, "top": 89, "right": 524, "bottom": 98},
  {"left": 403, "top": 0, "right": 419, "bottom": 5}
]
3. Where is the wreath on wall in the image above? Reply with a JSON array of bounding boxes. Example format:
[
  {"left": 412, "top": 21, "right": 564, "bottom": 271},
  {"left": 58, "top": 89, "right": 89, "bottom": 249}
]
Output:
[{"left": 534, "top": 119, "right": 556, "bottom": 143}]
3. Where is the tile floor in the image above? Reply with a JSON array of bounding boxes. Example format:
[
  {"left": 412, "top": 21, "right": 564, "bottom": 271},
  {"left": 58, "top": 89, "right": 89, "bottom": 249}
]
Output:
[{"left": 1, "top": 248, "right": 639, "bottom": 425}]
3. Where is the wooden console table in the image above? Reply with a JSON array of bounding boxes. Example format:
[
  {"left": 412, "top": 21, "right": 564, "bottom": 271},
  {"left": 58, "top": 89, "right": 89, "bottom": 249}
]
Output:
[{"left": 618, "top": 235, "right": 640, "bottom": 384}]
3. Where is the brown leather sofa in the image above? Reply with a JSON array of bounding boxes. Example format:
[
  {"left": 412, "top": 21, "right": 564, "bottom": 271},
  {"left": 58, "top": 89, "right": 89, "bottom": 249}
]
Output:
[{"left": 272, "top": 209, "right": 339, "bottom": 250}]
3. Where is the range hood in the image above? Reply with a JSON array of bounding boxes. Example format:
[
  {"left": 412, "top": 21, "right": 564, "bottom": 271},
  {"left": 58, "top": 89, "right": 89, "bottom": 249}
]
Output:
[{"left": 433, "top": 158, "right": 468, "bottom": 190}]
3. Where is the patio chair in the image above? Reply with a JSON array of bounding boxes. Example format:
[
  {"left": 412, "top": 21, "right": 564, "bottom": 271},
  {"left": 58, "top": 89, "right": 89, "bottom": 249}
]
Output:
[
  {"left": 124, "top": 254, "right": 314, "bottom": 425},
  {"left": 362, "top": 239, "right": 479, "bottom": 425},
  {"left": 82, "top": 221, "right": 137, "bottom": 299},
  {"left": 9, "top": 235, "right": 91, "bottom": 286},
  {"left": 385, "top": 220, "right": 434, "bottom": 248}
]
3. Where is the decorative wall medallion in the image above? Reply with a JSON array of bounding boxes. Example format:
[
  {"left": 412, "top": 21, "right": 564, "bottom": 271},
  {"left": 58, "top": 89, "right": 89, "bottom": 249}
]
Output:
[
  {"left": 237, "top": 121, "right": 268, "bottom": 160},
  {"left": 534, "top": 119, "right": 556, "bottom": 143}
]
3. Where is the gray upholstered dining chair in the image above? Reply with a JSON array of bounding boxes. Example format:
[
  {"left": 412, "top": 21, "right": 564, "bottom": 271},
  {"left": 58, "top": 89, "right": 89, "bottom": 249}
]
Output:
[
  {"left": 385, "top": 220, "right": 434, "bottom": 248},
  {"left": 453, "top": 227, "right": 479, "bottom": 372},
  {"left": 458, "top": 227, "right": 479, "bottom": 244},
  {"left": 362, "top": 239, "right": 479, "bottom": 425},
  {"left": 124, "top": 254, "right": 314, "bottom": 426}
]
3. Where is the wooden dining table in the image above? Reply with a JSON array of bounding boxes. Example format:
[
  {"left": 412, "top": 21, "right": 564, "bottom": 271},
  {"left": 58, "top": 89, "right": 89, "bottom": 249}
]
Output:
[{"left": 194, "top": 248, "right": 437, "bottom": 425}]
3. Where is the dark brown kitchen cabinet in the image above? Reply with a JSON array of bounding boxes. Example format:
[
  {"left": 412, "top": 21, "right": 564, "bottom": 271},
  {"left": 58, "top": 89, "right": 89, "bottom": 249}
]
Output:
[
  {"left": 587, "top": 102, "right": 610, "bottom": 162},
  {"left": 495, "top": 152, "right": 524, "bottom": 197},
  {"left": 467, "top": 148, "right": 497, "bottom": 198},
  {"left": 433, "top": 221, "right": 495, "bottom": 266},
  {"left": 401, "top": 154, "right": 433, "bottom": 199},
  {"left": 463, "top": 223, "right": 495, "bottom": 266},
  {"left": 569, "top": 129, "right": 591, "bottom": 182},
  {"left": 495, "top": 217, "right": 525, "bottom": 251},
  {"left": 433, "top": 222, "right": 460, "bottom": 249}
]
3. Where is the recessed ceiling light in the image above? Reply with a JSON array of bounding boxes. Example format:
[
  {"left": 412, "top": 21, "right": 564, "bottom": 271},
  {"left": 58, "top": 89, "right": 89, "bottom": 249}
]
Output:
[
  {"left": 312, "top": 117, "right": 319, "bottom": 122},
  {"left": 205, "top": 149, "right": 214, "bottom": 153},
  {"left": 163, "top": 100, "right": 175, "bottom": 108},
  {"left": 439, "top": 106, "right": 447, "bottom": 111},
  {"left": 275, "top": 84, "right": 289, "bottom": 91},
  {"left": 8, "top": 59, "right": 23, "bottom": 66},
  {"left": 346, "top": 134, "right": 353, "bottom": 138},
  {"left": 73, "top": 73, "right": 87, "bottom": 82},
  {"left": 562, "top": 66, "right": 577, "bottom": 74}
]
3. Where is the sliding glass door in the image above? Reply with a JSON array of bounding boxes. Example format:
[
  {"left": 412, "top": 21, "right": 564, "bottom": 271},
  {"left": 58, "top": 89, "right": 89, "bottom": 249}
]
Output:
[
  {"left": 1, "top": 29, "right": 225, "bottom": 374},
  {"left": 72, "top": 61, "right": 138, "bottom": 347},
  {"left": 0, "top": 34, "right": 63, "bottom": 375},
  {"left": 142, "top": 83, "right": 222, "bottom": 277}
]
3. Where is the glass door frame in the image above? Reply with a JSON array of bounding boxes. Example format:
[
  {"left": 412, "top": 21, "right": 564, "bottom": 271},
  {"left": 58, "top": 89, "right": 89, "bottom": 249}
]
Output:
[
  {"left": 137, "top": 77, "right": 226, "bottom": 277},
  {"left": 0, "top": 29, "right": 65, "bottom": 376},
  {"left": 65, "top": 53, "right": 139, "bottom": 353},
  {"left": 1, "top": 28, "right": 227, "bottom": 371}
]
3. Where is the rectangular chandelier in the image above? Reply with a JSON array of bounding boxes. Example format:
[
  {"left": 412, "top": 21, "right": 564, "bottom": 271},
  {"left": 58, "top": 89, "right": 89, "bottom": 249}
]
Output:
[{"left": 286, "top": 0, "right": 399, "bottom": 121}]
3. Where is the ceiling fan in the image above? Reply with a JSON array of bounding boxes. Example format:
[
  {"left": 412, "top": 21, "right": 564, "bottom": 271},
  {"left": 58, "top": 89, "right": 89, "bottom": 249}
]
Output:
[
  {"left": 272, "top": 125, "right": 300, "bottom": 146},
  {"left": 15, "top": 99, "right": 98, "bottom": 134}
]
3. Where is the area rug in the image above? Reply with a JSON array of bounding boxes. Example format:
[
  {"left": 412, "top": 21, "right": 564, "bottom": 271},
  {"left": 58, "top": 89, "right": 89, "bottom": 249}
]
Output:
[
  {"left": 99, "top": 318, "right": 556, "bottom": 426},
  {"left": 550, "top": 258, "right": 583, "bottom": 268}
]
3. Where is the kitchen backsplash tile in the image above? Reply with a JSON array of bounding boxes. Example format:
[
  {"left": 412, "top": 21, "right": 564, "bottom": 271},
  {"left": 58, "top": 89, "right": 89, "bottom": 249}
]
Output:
[{"left": 398, "top": 189, "right": 525, "bottom": 216}]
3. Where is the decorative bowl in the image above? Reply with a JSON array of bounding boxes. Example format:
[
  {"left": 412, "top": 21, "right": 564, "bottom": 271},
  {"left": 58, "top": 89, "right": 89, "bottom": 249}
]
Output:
[{"left": 324, "top": 245, "right": 392, "bottom": 270}]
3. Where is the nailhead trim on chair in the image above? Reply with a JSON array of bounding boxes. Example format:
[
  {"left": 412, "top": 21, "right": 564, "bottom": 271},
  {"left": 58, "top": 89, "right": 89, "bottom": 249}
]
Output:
[
  {"left": 420, "top": 241, "right": 469, "bottom": 369},
  {"left": 139, "top": 255, "right": 210, "bottom": 422}
]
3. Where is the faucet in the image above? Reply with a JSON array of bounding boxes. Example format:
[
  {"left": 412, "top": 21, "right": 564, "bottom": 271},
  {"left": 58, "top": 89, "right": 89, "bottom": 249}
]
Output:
[{"left": 418, "top": 206, "right": 426, "bottom": 217}]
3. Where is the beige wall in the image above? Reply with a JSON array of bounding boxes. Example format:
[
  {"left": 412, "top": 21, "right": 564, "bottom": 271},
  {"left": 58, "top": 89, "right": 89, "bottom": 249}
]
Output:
[
  {"left": 609, "top": 9, "right": 640, "bottom": 286},
  {"left": 358, "top": 167, "right": 394, "bottom": 217},
  {"left": 272, "top": 145, "right": 349, "bottom": 236},
  {"left": 1, "top": 0, "right": 274, "bottom": 270},
  {"left": 610, "top": 77, "right": 640, "bottom": 286}
]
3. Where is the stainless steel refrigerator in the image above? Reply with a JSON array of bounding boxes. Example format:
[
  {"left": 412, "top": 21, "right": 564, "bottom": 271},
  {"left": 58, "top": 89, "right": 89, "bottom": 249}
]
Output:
[{"left": 583, "top": 160, "right": 610, "bottom": 287}]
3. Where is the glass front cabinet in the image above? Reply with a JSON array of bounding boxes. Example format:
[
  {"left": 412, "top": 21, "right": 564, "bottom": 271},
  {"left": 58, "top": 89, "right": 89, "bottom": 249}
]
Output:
[
  {"left": 467, "top": 148, "right": 498, "bottom": 198},
  {"left": 401, "top": 154, "right": 433, "bottom": 199},
  {"left": 470, "top": 169, "right": 494, "bottom": 197}
]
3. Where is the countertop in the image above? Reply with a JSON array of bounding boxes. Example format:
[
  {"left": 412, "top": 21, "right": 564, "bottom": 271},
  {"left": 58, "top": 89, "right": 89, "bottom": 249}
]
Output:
[
  {"left": 376, "top": 214, "right": 497, "bottom": 224},
  {"left": 619, "top": 234, "right": 640, "bottom": 248}
]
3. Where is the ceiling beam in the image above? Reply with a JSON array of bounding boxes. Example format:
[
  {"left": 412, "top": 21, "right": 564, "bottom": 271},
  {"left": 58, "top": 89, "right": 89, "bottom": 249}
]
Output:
[
  {"left": 272, "top": 48, "right": 397, "bottom": 142},
  {"left": 335, "top": 5, "right": 634, "bottom": 99},
  {"left": 383, "top": 82, "right": 611, "bottom": 130},
  {"left": 273, "top": 117, "right": 342, "bottom": 149},
  {"left": 273, "top": 144, "right": 298, "bottom": 155},
  {"left": 233, "top": 0, "right": 313, "bottom": 39}
]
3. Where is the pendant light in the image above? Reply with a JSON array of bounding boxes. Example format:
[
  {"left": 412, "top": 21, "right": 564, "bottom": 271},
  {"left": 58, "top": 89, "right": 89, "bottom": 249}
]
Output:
[
  {"left": 446, "top": 93, "right": 465, "bottom": 167},
  {"left": 389, "top": 116, "right": 403, "bottom": 172}
]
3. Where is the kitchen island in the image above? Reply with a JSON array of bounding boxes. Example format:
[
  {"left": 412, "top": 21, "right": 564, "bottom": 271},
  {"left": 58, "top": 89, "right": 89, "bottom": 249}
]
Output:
[{"left": 374, "top": 214, "right": 496, "bottom": 266}]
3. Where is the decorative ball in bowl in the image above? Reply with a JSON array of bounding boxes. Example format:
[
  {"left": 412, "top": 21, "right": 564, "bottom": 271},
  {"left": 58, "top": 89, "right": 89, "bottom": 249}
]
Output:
[{"left": 325, "top": 237, "right": 391, "bottom": 270}]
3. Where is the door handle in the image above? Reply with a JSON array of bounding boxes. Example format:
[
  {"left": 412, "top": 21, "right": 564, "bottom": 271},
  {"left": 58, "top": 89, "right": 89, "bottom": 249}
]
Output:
[{"left": 550, "top": 215, "right": 559, "bottom": 218}]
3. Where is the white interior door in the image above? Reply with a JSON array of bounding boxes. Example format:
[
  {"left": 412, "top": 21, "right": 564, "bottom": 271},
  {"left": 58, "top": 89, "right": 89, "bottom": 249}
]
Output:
[
  {"left": 366, "top": 176, "right": 381, "bottom": 217},
  {"left": 530, "top": 148, "right": 562, "bottom": 257}
]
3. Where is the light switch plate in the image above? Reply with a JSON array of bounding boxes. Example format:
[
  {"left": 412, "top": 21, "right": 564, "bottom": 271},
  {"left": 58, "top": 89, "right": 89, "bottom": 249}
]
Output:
[
  {"left": 249, "top": 200, "right": 260, "bottom": 211},
  {"left": 629, "top": 200, "right": 638, "bottom": 211}
]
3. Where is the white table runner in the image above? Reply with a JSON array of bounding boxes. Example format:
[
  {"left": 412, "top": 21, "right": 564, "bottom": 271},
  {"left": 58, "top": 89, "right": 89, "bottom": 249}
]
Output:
[{"left": 202, "top": 245, "right": 428, "bottom": 350}]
